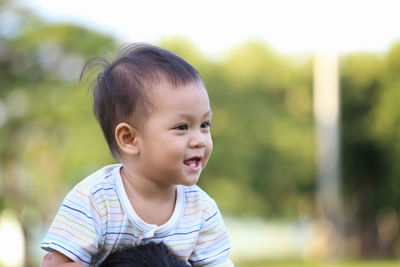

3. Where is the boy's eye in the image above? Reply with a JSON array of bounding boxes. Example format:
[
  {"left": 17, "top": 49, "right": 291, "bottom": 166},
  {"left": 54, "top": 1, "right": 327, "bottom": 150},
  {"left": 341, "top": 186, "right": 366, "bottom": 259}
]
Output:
[
  {"left": 175, "top": 124, "right": 188, "bottom": 130},
  {"left": 201, "top": 121, "right": 211, "bottom": 129}
]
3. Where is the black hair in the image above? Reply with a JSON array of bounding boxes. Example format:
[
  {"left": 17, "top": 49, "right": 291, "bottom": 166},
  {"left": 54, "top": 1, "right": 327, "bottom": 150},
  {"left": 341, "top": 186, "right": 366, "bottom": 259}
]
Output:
[
  {"left": 81, "top": 43, "right": 202, "bottom": 158},
  {"left": 99, "top": 242, "right": 190, "bottom": 267}
]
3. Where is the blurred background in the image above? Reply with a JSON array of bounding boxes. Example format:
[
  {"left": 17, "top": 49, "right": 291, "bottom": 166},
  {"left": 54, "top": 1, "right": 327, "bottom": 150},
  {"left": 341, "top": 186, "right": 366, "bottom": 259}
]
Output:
[{"left": 1, "top": 0, "right": 400, "bottom": 266}]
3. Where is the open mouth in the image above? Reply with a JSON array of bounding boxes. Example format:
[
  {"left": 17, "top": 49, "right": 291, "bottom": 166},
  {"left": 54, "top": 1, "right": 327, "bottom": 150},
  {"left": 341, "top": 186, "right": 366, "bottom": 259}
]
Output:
[{"left": 184, "top": 157, "right": 201, "bottom": 170}]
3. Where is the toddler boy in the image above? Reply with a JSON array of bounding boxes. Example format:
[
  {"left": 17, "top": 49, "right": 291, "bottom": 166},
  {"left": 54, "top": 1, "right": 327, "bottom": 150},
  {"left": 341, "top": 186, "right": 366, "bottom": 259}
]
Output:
[{"left": 41, "top": 43, "right": 233, "bottom": 266}]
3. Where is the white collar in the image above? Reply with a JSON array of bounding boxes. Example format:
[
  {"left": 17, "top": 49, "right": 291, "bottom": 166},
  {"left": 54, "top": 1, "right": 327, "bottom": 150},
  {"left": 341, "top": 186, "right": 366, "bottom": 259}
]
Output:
[{"left": 113, "top": 164, "right": 184, "bottom": 236}]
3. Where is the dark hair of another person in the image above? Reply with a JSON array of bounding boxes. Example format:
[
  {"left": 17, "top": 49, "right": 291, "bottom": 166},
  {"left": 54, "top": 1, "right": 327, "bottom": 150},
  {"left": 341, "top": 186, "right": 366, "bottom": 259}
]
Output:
[
  {"left": 81, "top": 43, "right": 203, "bottom": 158},
  {"left": 99, "top": 242, "right": 190, "bottom": 267}
]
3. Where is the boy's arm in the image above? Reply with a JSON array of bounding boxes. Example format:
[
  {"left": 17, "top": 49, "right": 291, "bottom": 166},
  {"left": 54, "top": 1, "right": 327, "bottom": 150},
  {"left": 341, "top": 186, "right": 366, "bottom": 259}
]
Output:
[
  {"left": 41, "top": 252, "right": 86, "bottom": 267},
  {"left": 41, "top": 184, "right": 103, "bottom": 265}
]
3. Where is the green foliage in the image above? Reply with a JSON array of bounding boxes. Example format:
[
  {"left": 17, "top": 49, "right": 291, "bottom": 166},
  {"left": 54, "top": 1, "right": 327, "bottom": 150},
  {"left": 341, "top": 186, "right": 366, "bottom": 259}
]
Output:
[
  {"left": 0, "top": 7, "right": 118, "bottom": 224},
  {"left": 340, "top": 47, "right": 400, "bottom": 256},
  {"left": 200, "top": 42, "right": 315, "bottom": 218},
  {"left": 14, "top": 23, "right": 116, "bottom": 59}
]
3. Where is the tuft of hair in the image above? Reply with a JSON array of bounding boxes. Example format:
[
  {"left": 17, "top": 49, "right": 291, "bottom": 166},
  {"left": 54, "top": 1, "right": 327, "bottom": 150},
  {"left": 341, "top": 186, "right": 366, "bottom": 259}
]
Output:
[
  {"left": 99, "top": 242, "right": 190, "bottom": 267},
  {"left": 81, "top": 43, "right": 203, "bottom": 158}
]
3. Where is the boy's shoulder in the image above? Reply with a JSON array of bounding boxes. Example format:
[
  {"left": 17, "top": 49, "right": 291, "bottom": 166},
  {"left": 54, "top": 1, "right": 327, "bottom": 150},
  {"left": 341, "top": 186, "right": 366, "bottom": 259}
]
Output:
[
  {"left": 181, "top": 184, "right": 208, "bottom": 196},
  {"left": 180, "top": 184, "right": 218, "bottom": 209},
  {"left": 72, "top": 163, "right": 121, "bottom": 195}
]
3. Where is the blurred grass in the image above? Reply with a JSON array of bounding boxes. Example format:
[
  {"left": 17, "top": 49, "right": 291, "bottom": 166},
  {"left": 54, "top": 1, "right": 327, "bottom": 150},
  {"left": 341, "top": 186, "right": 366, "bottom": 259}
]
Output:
[{"left": 234, "top": 260, "right": 399, "bottom": 267}]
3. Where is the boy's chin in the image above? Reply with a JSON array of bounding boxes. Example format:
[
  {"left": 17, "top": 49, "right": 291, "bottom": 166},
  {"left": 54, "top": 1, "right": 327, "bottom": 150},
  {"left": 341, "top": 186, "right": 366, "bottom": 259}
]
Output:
[{"left": 180, "top": 177, "right": 199, "bottom": 186}]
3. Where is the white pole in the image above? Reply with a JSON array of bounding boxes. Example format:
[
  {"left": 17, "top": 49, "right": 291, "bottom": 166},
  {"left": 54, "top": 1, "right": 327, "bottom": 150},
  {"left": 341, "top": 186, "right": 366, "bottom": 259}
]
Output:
[{"left": 313, "top": 52, "right": 343, "bottom": 257}]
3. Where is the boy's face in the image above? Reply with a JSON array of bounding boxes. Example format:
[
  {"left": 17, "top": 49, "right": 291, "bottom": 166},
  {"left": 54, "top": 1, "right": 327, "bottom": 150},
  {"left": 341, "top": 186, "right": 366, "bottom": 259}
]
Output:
[{"left": 134, "top": 79, "right": 213, "bottom": 187}]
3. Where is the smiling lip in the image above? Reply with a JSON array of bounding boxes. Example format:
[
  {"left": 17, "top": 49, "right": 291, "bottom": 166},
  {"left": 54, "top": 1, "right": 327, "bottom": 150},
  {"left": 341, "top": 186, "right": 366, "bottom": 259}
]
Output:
[{"left": 184, "top": 156, "right": 201, "bottom": 172}]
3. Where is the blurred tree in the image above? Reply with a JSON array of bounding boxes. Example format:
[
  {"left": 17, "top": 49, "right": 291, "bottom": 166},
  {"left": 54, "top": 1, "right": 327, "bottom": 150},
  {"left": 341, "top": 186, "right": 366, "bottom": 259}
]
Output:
[
  {"left": 370, "top": 43, "right": 400, "bottom": 257},
  {"left": 0, "top": 2, "right": 117, "bottom": 265},
  {"left": 341, "top": 47, "right": 400, "bottom": 257},
  {"left": 341, "top": 52, "right": 385, "bottom": 256}
]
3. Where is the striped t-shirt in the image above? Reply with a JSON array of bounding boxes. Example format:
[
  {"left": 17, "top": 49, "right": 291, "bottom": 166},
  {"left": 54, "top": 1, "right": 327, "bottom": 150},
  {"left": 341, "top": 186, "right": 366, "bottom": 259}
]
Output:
[{"left": 41, "top": 164, "right": 233, "bottom": 266}]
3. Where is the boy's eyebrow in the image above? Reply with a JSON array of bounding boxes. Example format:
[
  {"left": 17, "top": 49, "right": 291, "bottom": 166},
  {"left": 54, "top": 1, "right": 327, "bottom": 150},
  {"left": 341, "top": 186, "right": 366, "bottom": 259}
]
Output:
[
  {"left": 204, "top": 110, "right": 212, "bottom": 117},
  {"left": 175, "top": 110, "right": 212, "bottom": 119}
]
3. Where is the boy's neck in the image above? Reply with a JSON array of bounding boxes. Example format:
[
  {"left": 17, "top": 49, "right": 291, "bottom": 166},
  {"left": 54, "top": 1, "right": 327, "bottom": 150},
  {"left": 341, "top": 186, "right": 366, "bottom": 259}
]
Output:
[
  {"left": 120, "top": 164, "right": 177, "bottom": 199},
  {"left": 120, "top": 164, "right": 177, "bottom": 226}
]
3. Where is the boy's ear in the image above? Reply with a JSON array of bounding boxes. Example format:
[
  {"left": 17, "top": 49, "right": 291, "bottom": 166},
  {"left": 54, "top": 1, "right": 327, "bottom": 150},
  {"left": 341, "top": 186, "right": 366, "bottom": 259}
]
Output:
[{"left": 115, "top": 122, "right": 140, "bottom": 155}]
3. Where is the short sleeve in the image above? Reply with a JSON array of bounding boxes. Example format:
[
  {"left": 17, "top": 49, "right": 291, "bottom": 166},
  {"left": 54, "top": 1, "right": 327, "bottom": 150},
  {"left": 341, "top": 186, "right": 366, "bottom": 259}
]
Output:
[
  {"left": 41, "top": 184, "right": 102, "bottom": 266},
  {"left": 190, "top": 200, "right": 234, "bottom": 266}
]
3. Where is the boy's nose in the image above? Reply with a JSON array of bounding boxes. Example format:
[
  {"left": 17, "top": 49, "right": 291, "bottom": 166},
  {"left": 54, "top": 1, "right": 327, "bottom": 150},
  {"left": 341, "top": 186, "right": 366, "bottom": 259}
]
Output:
[{"left": 189, "top": 131, "right": 207, "bottom": 148}]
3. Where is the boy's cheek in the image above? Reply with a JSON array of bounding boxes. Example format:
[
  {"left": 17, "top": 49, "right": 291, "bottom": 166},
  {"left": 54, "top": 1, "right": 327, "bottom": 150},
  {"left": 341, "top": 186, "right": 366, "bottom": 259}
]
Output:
[{"left": 204, "top": 141, "right": 213, "bottom": 163}]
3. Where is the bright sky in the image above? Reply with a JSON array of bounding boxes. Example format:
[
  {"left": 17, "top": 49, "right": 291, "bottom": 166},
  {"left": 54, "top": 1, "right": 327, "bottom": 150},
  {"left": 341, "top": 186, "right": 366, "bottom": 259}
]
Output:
[{"left": 20, "top": 0, "right": 400, "bottom": 58}]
